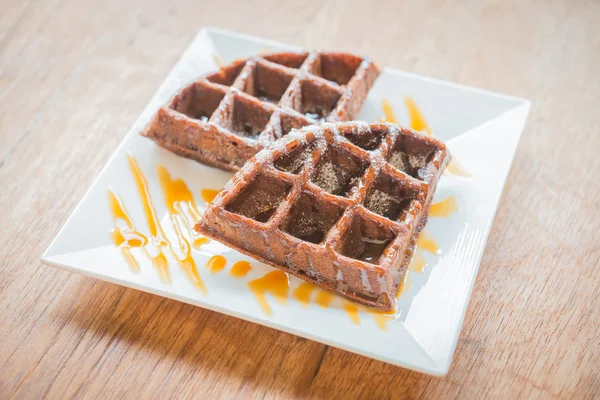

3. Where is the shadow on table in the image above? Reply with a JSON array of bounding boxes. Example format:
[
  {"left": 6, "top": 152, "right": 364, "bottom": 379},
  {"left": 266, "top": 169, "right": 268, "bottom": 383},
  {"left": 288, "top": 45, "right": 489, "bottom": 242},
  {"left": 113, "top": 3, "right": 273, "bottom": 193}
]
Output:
[{"left": 58, "top": 276, "right": 448, "bottom": 398}]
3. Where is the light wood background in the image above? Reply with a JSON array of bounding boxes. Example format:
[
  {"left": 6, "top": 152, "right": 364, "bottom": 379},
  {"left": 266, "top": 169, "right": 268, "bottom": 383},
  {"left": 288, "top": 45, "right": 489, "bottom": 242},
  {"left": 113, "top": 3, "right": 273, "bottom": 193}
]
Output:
[{"left": 1, "top": 0, "right": 599, "bottom": 398}]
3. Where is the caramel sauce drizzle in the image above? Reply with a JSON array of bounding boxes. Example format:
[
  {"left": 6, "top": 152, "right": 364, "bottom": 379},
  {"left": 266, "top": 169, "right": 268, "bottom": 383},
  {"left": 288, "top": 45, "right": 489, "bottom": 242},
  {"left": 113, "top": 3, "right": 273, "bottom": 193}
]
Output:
[
  {"left": 107, "top": 188, "right": 147, "bottom": 273},
  {"left": 158, "top": 165, "right": 208, "bottom": 247},
  {"left": 381, "top": 99, "right": 398, "bottom": 123},
  {"left": 381, "top": 97, "right": 431, "bottom": 136},
  {"left": 404, "top": 96, "right": 432, "bottom": 136},
  {"left": 430, "top": 196, "right": 459, "bottom": 218},
  {"left": 113, "top": 142, "right": 452, "bottom": 330},
  {"left": 158, "top": 166, "right": 202, "bottom": 222},
  {"left": 201, "top": 189, "right": 221, "bottom": 204},
  {"left": 248, "top": 270, "right": 290, "bottom": 317},
  {"left": 230, "top": 261, "right": 252, "bottom": 278},
  {"left": 157, "top": 165, "right": 208, "bottom": 291},
  {"left": 128, "top": 154, "right": 171, "bottom": 283}
]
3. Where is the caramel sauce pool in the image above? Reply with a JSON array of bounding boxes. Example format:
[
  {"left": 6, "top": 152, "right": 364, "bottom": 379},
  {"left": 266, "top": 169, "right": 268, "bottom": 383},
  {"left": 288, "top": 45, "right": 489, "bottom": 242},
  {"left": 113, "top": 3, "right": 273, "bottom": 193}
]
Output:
[
  {"left": 230, "top": 261, "right": 252, "bottom": 278},
  {"left": 206, "top": 255, "right": 227, "bottom": 274}
]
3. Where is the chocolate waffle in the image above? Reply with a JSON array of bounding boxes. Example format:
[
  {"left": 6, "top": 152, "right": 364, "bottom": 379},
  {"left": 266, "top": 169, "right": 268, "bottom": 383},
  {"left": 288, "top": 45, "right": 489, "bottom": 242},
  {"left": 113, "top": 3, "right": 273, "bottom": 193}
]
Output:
[
  {"left": 142, "top": 52, "right": 379, "bottom": 171},
  {"left": 195, "top": 122, "right": 451, "bottom": 311}
]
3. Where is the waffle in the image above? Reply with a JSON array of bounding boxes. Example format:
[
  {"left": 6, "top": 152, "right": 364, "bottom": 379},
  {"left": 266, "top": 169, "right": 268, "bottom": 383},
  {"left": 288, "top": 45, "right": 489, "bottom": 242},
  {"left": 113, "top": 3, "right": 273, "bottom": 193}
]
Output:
[
  {"left": 142, "top": 52, "right": 380, "bottom": 171},
  {"left": 195, "top": 122, "right": 451, "bottom": 311}
]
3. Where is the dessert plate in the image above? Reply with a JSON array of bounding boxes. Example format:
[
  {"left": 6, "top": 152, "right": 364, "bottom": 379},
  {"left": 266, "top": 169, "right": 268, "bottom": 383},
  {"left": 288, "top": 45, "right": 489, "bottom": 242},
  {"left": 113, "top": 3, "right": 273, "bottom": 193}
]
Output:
[{"left": 41, "top": 27, "right": 530, "bottom": 376}]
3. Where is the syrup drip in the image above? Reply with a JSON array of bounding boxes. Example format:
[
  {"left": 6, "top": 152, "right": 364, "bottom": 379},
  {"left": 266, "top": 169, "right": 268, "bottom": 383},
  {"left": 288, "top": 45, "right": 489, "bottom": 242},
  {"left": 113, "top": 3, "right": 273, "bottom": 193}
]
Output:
[
  {"left": 445, "top": 159, "right": 472, "bottom": 177},
  {"left": 230, "top": 261, "right": 252, "bottom": 278},
  {"left": 206, "top": 255, "right": 227, "bottom": 274},
  {"left": 201, "top": 189, "right": 221, "bottom": 204},
  {"left": 128, "top": 154, "right": 171, "bottom": 283},
  {"left": 248, "top": 270, "right": 290, "bottom": 316},
  {"left": 416, "top": 231, "right": 440, "bottom": 255},
  {"left": 404, "top": 96, "right": 431, "bottom": 136},
  {"left": 344, "top": 302, "right": 360, "bottom": 325},
  {"left": 107, "top": 188, "right": 147, "bottom": 273},
  {"left": 292, "top": 282, "right": 318, "bottom": 308},
  {"left": 429, "top": 196, "right": 459, "bottom": 218}
]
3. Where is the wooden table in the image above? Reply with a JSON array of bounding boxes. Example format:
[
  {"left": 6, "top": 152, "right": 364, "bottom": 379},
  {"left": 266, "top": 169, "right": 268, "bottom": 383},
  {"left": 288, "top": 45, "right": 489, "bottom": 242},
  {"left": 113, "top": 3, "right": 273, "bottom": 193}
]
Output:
[{"left": 1, "top": 0, "right": 599, "bottom": 398}]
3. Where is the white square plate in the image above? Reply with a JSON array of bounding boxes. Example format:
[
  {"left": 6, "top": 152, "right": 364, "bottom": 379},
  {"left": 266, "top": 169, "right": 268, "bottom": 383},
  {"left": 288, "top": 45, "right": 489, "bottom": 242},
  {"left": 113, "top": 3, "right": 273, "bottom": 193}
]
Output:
[{"left": 42, "top": 27, "right": 530, "bottom": 376}]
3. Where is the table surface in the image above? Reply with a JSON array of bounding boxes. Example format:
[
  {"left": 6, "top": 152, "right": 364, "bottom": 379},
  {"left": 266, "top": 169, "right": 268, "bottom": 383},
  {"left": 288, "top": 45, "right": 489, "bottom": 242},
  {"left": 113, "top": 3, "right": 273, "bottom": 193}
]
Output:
[{"left": 1, "top": 0, "right": 599, "bottom": 398}]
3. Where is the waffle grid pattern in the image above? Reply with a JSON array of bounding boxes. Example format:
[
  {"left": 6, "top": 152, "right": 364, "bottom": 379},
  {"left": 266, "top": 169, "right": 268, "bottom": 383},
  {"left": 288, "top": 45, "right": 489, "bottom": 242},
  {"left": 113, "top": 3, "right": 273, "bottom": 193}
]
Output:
[
  {"left": 197, "top": 122, "right": 450, "bottom": 310},
  {"left": 143, "top": 52, "right": 380, "bottom": 171}
]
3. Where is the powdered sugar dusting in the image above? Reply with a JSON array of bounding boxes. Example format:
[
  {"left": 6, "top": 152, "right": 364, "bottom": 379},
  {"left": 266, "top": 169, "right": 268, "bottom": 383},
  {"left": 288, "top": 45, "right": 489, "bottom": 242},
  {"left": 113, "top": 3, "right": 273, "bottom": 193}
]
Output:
[
  {"left": 360, "top": 269, "right": 372, "bottom": 291},
  {"left": 365, "top": 189, "right": 399, "bottom": 217},
  {"left": 388, "top": 151, "right": 407, "bottom": 172},
  {"left": 377, "top": 274, "right": 388, "bottom": 294},
  {"left": 408, "top": 153, "right": 428, "bottom": 171},
  {"left": 313, "top": 162, "right": 343, "bottom": 194}
]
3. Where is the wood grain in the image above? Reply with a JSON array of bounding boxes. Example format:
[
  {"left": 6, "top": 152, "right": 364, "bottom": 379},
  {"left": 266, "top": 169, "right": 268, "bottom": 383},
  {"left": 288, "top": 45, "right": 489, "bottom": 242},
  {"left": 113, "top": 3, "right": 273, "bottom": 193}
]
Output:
[{"left": 1, "top": 0, "right": 599, "bottom": 398}]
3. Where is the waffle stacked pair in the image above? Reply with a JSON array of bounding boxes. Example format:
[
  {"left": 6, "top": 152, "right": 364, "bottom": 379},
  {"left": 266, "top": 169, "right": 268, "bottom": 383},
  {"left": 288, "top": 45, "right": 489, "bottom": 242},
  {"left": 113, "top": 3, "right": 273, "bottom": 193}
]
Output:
[
  {"left": 143, "top": 51, "right": 380, "bottom": 171},
  {"left": 195, "top": 123, "right": 450, "bottom": 311}
]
